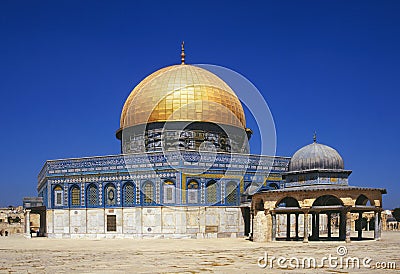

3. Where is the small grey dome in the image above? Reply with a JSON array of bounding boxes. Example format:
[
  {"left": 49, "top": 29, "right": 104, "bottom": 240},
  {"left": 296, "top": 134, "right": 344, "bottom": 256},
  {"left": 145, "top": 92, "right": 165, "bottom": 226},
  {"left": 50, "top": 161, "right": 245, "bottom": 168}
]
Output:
[{"left": 289, "top": 142, "right": 344, "bottom": 172}]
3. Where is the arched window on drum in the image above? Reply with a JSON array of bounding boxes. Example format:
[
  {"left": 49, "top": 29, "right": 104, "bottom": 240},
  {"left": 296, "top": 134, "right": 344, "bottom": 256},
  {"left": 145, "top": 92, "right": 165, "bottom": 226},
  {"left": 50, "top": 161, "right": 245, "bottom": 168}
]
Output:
[
  {"left": 142, "top": 181, "right": 155, "bottom": 205},
  {"left": 187, "top": 179, "right": 199, "bottom": 204},
  {"left": 86, "top": 184, "right": 98, "bottom": 207},
  {"left": 226, "top": 181, "right": 238, "bottom": 205},
  {"left": 105, "top": 183, "right": 116, "bottom": 206},
  {"left": 163, "top": 180, "right": 175, "bottom": 204},
  {"left": 70, "top": 185, "right": 81, "bottom": 207},
  {"left": 123, "top": 182, "right": 135, "bottom": 206},
  {"left": 206, "top": 180, "right": 219, "bottom": 205},
  {"left": 53, "top": 185, "right": 63, "bottom": 207}
]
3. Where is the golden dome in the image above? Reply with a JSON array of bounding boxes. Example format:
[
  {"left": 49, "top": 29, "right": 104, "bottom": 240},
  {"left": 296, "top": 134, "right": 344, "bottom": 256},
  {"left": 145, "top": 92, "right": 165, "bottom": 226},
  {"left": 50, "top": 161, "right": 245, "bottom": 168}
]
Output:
[{"left": 119, "top": 64, "right": 246, "bottom": 130}]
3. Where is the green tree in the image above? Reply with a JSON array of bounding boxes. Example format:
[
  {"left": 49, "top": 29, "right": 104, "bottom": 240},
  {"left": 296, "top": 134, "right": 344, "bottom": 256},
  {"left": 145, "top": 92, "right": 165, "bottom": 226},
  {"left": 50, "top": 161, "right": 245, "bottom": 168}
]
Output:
[{"left": 393, "top": 208, "right": 400, "bottom": 222}]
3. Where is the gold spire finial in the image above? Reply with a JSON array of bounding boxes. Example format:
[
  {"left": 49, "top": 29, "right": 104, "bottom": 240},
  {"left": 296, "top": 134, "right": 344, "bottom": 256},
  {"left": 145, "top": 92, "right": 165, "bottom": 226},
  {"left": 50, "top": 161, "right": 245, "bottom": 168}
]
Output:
[
  {"left": 181, "top": 41, "right": 185, "bottom": 64},
  {"left": 313, "top": 131, "right": 317, "bottom": 143}
]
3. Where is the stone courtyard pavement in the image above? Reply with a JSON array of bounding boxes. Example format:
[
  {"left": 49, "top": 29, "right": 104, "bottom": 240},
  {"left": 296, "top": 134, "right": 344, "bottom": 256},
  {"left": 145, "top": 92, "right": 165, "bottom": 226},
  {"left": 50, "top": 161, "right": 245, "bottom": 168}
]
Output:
[{"left": 0, "top": 231, "right": 399, "bottom": 273}]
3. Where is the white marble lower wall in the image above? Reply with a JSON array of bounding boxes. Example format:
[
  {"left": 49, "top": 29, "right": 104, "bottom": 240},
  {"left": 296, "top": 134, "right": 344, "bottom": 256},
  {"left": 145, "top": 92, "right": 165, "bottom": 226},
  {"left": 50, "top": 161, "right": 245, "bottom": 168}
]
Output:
[{"left": 46, "top": 207, "right": 245, "bottom": 239}]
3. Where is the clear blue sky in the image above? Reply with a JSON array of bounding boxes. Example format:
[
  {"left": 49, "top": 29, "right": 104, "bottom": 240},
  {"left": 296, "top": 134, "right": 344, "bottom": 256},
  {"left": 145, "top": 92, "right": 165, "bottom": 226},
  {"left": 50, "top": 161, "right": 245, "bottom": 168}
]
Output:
[{"left": 1, "top": 0, "right": 399, "bottom": 209}]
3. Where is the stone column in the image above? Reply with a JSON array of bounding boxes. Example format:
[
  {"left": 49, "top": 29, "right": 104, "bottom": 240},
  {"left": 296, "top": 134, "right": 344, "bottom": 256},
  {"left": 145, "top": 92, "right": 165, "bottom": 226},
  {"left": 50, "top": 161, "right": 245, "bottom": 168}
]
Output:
[
  {"left": 265, "top": 209, "right": 273, "bottom": 242},
  {"left": 346, "top": 210, "right": 352, "bottom": 243},
  {"left": 374, "top": 211, "right": 379, "bottom": 240},
  {"left": 327, "top": 212, "right": 332, "bottom": 239},
  {"left": 374, "top": 211, "right": 382, "bottom": 240},
  {"left": 24, "top": 209, "right": 31, "bottom": 238},
  {"left": 311, "top": 213, "right": 316, "bottom": 240},
  {"left": 315, "top": 213, "right": 320, "bottom": 240},
  {"left": 358, "top": 212, "right": 363, "bottom": 240},
  {"left": 295, "top": 213, "right": 299, "bottom": 240},
  {"left": 303, "top": 211, "right": 309, "bottom": 243},
  {"left": 271, "top": 212, "right": 276, "bottom": 241},
  {"left": 378, "top": 212, "right": 382, "bottom": 239},
  {"left": 339, "top": 210, "right": 345, "bottom": 240},
  {"left": 249, "top": 209, "right": 254, "bottom": 241},
  {"left": 286, "top": 213, "right": 291, "bottom": 241}
]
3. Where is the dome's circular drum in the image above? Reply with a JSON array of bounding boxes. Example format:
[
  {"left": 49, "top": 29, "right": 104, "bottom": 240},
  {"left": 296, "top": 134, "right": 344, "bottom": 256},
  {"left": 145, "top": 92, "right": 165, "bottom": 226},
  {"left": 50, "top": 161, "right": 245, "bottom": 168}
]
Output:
[
  {"left": 119, "top": 64, "right": 246, "bottom": 131},
  {"left": 289, "top": 142, "right": 344, "bottom": 172}
]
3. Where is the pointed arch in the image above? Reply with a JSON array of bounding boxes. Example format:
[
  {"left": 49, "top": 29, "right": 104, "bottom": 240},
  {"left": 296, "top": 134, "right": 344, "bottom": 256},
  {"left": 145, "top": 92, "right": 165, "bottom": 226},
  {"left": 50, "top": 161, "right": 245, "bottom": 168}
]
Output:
[
  {"left": 86, "top": 183, "right": 98, "bottom": 207},
  {"left": 187, "top": 179, "right": 199, "bottom": 204},
  {"left": 312, "top": 195, "right": 343, "bottom": 207},
  {"left": 355, "top": 194, "right": 374, "bottom": 206},
  {"left": 70, "top": 185, "right": 81, "bottom": 207},
  {"left": 206, "top": 180, "right": 219, "bottom": 204},
  {"left": 226, "top": 181, "right": 239, "bottom": 205},
  {"left": 162, "top": 180, "right": 175, "bottom": 204},
  {"left": 104, "top": 183, "right": 116, "bottom": 206},
  {"left": 276, "top": 197, "right": 300, "bottom": 208},
  {"left": 53, "top": 185, "right": 63, "bottom": 207},
  {"left": 123, "top": 181, "right": 135, "bottom": 206},
  {"left": 141, "top": 181, "right": 155, "bottom": 205}
]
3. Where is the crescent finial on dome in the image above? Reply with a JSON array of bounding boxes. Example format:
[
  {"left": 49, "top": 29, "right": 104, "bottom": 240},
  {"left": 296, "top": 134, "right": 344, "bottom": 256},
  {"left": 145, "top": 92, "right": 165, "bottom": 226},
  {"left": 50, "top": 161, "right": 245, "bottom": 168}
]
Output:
[
  {"left": 313, "top": 131, "right": 317, "bottom": 143},
  {"left": 181, "top": 41, "right": 185, "bottom": 64}
]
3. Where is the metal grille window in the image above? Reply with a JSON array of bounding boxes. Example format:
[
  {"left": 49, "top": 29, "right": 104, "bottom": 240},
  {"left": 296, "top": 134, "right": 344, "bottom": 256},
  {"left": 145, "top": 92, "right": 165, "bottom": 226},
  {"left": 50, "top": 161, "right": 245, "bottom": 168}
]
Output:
[
  {"left": 87, "top": 184, "right": 98, "bottom": 206},
  {"left": 124, "top": 183, "right": 135, "bottom": 205},
  {"left": 143, "top": 182, "right": 154, "bottom": 205},
  {"left": 107, "top": 215, "right": 116, "bottom": 232},
  {"left": 105, "top": 184, "right": 116, "bottom": 206},
  {"left": 187, "top": 180, "right": 199, "bottom": 204},
  {"left": 206, "top": 180, "right": 218, "bottom": 204},
  {"left": 54, "top": 185, "right": 63, "bottom": 206},
  {"left": 163, "top": 181, "right": 175, "bottom": 204},
  {"left": 226, "top": 181, "right": 238, "bottom": 205},
  {"left": 71, "top": 186, "right": 80, "bottom": 206}
]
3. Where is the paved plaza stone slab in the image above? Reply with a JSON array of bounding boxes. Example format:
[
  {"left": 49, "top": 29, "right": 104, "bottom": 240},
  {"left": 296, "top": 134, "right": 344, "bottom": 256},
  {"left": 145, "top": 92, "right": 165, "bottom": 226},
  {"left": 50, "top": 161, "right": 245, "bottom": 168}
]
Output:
[{"left": 0, "top": 231, "right": 399, "bottom": 273}]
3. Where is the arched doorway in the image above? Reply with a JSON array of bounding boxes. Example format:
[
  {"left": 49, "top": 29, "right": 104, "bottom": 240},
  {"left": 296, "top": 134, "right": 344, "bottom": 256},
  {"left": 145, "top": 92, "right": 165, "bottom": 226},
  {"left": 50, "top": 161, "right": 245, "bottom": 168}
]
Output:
[
  {"left": 353, "top": 194, "right": 376, "bottom": 240},
  {"left": 311, "top": 195, "right": 344, "bottom": 241},
  {"left": 274, "top": 197, "right": 301, "bottom": 241}
]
